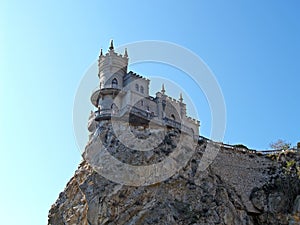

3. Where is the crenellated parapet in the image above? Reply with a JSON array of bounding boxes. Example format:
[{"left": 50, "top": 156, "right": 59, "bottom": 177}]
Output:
[
  {"left": 124, "top": 71, "right": 150, "bottom": 82},
  {"left": 186, "top": 116, "right": 200, "bottom": 126}
]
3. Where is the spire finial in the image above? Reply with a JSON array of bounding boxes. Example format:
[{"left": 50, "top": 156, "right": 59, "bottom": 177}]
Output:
[
  {"left": 124, "top": 48, "right": 128, "bottom": 57},
  {"left": 161, "top": 84, "right": 165, "bottom": 94},
  {"left": 109, "top": 40, "right": 114, "bottom": 50},
  {"left": 179, "top": 93, "right": 183, "bottom": 102},
  {"left": 100, "top": 48, "right": 103, "bottom": 56}
]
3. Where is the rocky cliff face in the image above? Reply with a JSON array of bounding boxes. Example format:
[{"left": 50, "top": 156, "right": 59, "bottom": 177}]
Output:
[{"left": 48, "top": 122, "right": 300, "bottom": 225}]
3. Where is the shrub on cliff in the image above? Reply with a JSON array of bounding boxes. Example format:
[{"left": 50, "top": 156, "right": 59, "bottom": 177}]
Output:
[{"left": 270, "top": 139, "right": 291, "bottom": 150}]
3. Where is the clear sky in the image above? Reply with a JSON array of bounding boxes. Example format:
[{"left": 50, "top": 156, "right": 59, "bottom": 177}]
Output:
[{"left": 1, "top": 1, "right": 299, "bottom": 224}]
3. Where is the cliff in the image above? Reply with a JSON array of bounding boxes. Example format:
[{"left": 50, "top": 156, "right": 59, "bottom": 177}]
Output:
[{"left": 48, "top": 123, "right": 300, "bottom": 225}]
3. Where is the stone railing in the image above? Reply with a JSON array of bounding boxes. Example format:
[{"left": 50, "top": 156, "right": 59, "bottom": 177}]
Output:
[
  {"left": 95, "top": 109, "right": 112, "bottom": 121},
  {"left": 198, "top": 136, "right": 297, "bottom": 155},
  {"left": 259, "top": 149, "right": 285, "bottom": 155},
  {"left": 114, "top": 105, "right": 155, "bottom": 121},
  {"left": 130, "top": 106, "right": 154, "bottom": 120},
  {"left": 181, "top": 124, "right": 193, "bottom": 135},
  {"left": 163, "top": 117, "right": 181, "bottom": 130}
]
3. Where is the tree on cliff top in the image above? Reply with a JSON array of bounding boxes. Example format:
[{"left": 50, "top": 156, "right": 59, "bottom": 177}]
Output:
[{"left": 270, "top": 139, "right": 291, "bottom": 150}]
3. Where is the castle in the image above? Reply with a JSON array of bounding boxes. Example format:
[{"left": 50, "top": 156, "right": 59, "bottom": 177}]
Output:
[{"left": 88, "top": 41, "right": 200, "bottom": 140}]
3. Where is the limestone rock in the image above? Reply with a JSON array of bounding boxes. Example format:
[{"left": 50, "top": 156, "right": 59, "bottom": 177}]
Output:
[{"left": 48, "top": 123, "right": 300, "bottom": 225}]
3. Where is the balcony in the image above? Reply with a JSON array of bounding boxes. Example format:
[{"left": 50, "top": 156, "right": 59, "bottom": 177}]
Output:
[
  {"left": 91, "top": 86, "right": 123, "bottom": 107},
  {"left": 95, "top": 109, "right": 112, "bottom": 121},
  {"left": 129, "top": 106, "right": 154, "bottom": 121},
  {"left": 99, "top": 86, "right": 121, "bottom": 95},
  {"left": 163, "top": 117, "right": 181, "bottom": 130}
]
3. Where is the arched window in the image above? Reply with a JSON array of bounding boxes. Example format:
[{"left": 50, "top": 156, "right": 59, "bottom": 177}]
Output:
[
  {"left": 140, "top": 86, "right": 144, "bottom": 94},
  {"left": 135, "top": 83, "right": 139, "bottom": 91},
  {"left": 111, "top": 103, "right": 118, "bottom": 114},
  {"left": 171, "top": 114, "right": 176, "bottom": 121},
  {"left": 112, "top": 78, "right": 118, "bottom": 88}
]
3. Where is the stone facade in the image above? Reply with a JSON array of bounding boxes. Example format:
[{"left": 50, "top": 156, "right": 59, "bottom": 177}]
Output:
[{"left": 90, "top": 41, "right": 200, "bottom": 140}]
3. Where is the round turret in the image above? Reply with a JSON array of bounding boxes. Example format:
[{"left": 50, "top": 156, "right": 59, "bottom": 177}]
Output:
[
  {"left": 98, "top": 40, "right": 128, "bottom": 89},
  {"left": 91, "top": 41, "right": 128, "bottom": 121}
]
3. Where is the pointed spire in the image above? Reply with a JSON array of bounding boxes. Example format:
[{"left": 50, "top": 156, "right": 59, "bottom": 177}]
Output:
[
  {"left": 179, "top": 93, "right": 183, "bottom": 102},
  {"left": 161, "top": 84, "right": 165, "bottom": 94},
  {"left": 109, "top": 40, "right": 114, "bottom": 50},
  {"left": 124, "top": 48, "right": 128, "bottom": 57},
  {"left": 100, "top": 48, "right": 103, "bottom": 56}
]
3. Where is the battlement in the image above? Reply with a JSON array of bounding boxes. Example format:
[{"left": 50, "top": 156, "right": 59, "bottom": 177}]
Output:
[
  {"left": 186, "top": 116, "right": 200, "bottom": 125},
  {"left": 98, "top": 40, "right": 128, "bottom": 80},
  {"left": 98, "top": 52, "right": 128, "bottom": 69},
  {"left": 167, "top": 96, "right": 183, "bottom": 105},
  {"left": 102, "top": 51, "right": 127, "bottom": 58},
  {"left": 124, "top": 71, "right": 150, "bottom": 82},
  {"left": 98, "top": 53, "right": 128, "bottom": 67}
]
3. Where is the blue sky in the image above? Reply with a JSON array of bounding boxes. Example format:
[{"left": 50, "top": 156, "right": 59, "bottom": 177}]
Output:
[{"left": 1, "top": 1, "right": 299, "bottom": 224}]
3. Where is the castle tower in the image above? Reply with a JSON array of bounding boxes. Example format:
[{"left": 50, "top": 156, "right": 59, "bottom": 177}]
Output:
[
  {"left": 91, "top": 40, "right": 128, "bottom": 120},
  {"left": 98, "top": 40, "right": 128, "bottom": 89}
]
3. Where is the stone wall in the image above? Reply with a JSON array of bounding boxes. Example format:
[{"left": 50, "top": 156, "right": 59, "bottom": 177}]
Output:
[{"left": 210, "top": 147, "right": 278, "bottom": 213}]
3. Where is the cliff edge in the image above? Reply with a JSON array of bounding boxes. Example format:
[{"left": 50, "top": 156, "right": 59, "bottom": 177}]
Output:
[{"left": 48, "top": 123, "right": 300, "bottom": 225}]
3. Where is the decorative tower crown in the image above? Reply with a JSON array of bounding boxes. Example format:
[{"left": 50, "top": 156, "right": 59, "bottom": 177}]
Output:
[{"left": 98, "top": 40, "right": 128, "bottom": 89}]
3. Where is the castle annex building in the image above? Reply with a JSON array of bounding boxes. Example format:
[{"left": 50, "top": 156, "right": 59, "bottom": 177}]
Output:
[{"left": 89, "top": 41, "right": 200, "bottom": 140}]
